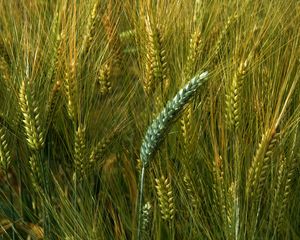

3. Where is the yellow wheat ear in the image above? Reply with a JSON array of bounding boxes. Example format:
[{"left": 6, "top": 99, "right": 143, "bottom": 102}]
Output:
[
  {"left": 143, "top": 15, "right": 168, "bottom": 96},
  {"left": 19, "top": 80, "right": 45, "bottom": 151},
  {"left": 0, "top": 126, "right": 11, "bottom": 171},
  {"left": 225, "top": 58, "right": 249, "bottom": 131},
  {"left": 155, "top": 176, "right": 175, "bottom": 221}
]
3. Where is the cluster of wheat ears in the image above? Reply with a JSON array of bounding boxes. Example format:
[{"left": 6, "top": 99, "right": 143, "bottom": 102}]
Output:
[{"left": 0, "top": 0, "right": 299, "bottom": 239}]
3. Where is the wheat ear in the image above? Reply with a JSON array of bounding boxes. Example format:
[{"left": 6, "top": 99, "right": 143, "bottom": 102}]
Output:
[
  {"left": 137, "top": 71, "right": 208, "bottom": 240},
  {"left": 212, "top": 13, "right": 238, "bottom": 60},
  {"left": 277, "top": 156, "right": 297, "bottom": 231},
  {"left": 46, "top": 11, "right": 61, "bottom": 83},
  {"left": 185, "top": 29, "right": 202, "bottom": 79},
  {"left": 64, "top": 61, "right": 77, "bottom": 121},
  {"left": 74, "top": 125, "right": 86, "bottom": 180},
  {"left": 0, "top": 56, "right": 11, "bottom": 91},
  {"left": 98, "top": 62, "right": 112, "bottom": 96},
  {"left": 0, "top": 126, "right": 11, "bottom": 171},
  {"left": 183, "top": 174, "right": 198, "bottom": 209},
  {"left": 212, "top": 155, "right": 227, "bottom": 233},
  {"left": 19, "top": 80, "right": 45, "bottom": 150},
  {"left": 225, "top": 59, "right": 248, "bottom": 130},
  {"left": 140, "top": 71, "right": 208, "bottom": 166},
  {"left": 88, "top": 133, "right": 114, "bottom": 170},
  {"left": 141, "top": 202, "right": 152, "bottom": 234},
  {"left": 143, "top": 16, "right": 168, "bottom": 96},
  {"left": 82, "top": 1, "right": 100, "bottom": 54},
  {"left": 246, "top": 128, "right": 280, "bottom": 199},
  {"left": 45, "top": 80, "right": 61, "bottom": 128},
  {"left": 155, "top": 176, "right": 175, "bottom": 221},
  {"left": 19, "top": 80, "right": 44, "bottom": 188},
  {"left": 274, "top": 127, "right": 299, "bottom": 231}
]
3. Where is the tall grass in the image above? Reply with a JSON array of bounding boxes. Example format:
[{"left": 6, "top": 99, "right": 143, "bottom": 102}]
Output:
[{"left": 0, "top": 0, "right": 299, "bottom": 239}]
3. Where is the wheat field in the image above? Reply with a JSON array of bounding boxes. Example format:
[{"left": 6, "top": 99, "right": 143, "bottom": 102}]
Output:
[{"left": 0, "top": 0, "right": 299, "bottom": 239}]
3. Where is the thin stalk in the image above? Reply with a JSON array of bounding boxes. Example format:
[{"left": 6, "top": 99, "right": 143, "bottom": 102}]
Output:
[{"left": 137, "top": 165, "right": 146, "bottom": 240}]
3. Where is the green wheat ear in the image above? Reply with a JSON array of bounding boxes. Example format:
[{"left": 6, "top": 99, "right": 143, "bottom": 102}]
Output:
[
  {"left": 137, "top": 71, "right": 209, "bottom": 240},
  {"left": 140, "top": 71, "right": 208, "bottom": 167}
]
